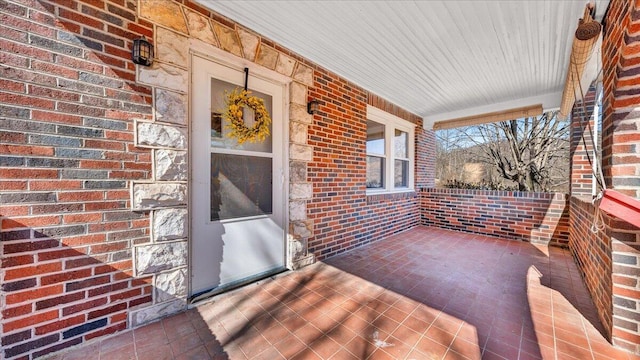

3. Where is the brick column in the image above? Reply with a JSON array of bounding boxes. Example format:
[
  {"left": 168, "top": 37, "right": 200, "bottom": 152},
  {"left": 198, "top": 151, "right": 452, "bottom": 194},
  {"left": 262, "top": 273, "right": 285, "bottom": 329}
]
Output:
[
  {"left": 602, "top": 0, "right": 640, "bottom": 198},
  {"left": 416, "top": 126, "right": 436, "bottom": 188},
  {"left": 570, "top": 86, "right": 597, "bottom": 197},
  {"left": 601, "top": 0, "right": 640, "bottom": 354}
]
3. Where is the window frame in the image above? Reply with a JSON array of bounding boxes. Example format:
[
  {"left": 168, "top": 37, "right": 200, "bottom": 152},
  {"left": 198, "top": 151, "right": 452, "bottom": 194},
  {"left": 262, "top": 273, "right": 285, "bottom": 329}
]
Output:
[{"left": 366, "top": 105, "right": 415, "bottom": 194}]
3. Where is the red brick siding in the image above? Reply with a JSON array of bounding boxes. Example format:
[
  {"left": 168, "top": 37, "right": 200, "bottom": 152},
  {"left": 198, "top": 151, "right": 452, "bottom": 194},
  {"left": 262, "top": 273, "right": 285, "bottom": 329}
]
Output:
[
  {"left": 0, "top": 0, "right": 153, "bottom": 359},
  {"left": 569, "top": 196, "right": 613, "bottom": 339},
  {"left": 416, "top": 129, "right": 436, "bottom": 188},
  {"left": 306, "top": 75, "right": 425, "bottom": 260},
  {"left": 420, "top": 188, "right": 570, "bottom": 247},
  {"left": 602, "top": 0, "right": 640, "bottom": 198},
  {"left": 610, "top": 220, "right": 640, "bottom": 353},
  {"left": 570, "top": 86, "right": 598, "bottom": 197},
  {"left": 590, "top": 0, "right": 640, "bottom": 354}
]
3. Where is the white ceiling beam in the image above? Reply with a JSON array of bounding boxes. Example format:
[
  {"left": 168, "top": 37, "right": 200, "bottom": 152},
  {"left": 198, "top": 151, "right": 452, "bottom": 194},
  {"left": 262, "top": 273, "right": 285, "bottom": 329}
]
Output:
[{"left": 422, "top": 91, "right": 562, "bottom": 130}]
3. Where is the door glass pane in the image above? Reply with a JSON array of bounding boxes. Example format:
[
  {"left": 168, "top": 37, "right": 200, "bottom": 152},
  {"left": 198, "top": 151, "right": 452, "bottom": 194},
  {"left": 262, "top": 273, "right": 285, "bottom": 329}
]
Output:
[
  {"left": 366, "top": 120, "right": 385, "bottom": 155},
  {"left": 367, "top": 155, "right": 384, "bottom": 188},
  {"left": 394, "top": 129, "right": 408, "bottom": 158},
  {"left": 210, "top": 78, "right": 272, "bottom": 153},
  {"left": 210, "top": 153, "right": 272, "bottom": 221},
  {"left": 394, "top": 159, "right": 409, "bottom": 188}
]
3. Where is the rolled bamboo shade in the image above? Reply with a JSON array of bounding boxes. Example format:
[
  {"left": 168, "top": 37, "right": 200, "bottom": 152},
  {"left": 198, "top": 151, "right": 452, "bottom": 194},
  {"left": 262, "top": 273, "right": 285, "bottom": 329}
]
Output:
[
  {"left": 432, "top": 104, "right": 542, "bottom": 130},
  {"left": 559, "top": 4, "right": 602, "bottom": 119}
]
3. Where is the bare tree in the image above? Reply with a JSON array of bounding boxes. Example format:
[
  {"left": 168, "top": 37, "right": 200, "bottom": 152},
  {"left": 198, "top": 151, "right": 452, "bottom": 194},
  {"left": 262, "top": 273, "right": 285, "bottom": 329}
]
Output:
[
  {"left": 435, "top": 129, "right": 467, "bottom": 184},
  {"left": 466, "top": 111, "right": 569, "bottom": 192}
]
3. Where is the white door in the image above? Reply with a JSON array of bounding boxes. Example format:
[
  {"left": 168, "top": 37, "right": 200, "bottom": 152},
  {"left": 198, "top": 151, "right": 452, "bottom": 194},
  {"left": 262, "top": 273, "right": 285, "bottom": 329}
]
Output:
[{"left": 190, "top": 55, "right": 286, "bottom": 300}]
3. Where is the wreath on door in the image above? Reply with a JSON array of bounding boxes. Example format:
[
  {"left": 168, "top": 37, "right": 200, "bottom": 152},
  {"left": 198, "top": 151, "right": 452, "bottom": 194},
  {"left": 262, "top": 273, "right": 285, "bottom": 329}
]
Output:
[{"left": 223, "top": 89, "right": 271, "bottom": 144}]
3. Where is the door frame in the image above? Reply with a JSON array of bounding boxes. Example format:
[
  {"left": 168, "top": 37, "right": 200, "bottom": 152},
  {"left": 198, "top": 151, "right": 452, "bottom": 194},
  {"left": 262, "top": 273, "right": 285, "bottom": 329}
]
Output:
[{"left": 188, "top": 50, "right": 292, "bottom": 300}]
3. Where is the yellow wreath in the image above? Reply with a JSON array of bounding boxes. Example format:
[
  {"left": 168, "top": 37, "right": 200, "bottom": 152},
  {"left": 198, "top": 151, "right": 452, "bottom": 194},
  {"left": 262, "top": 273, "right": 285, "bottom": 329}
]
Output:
[{"left": 223, "top": 89, "right": 271, "bottom": 144}]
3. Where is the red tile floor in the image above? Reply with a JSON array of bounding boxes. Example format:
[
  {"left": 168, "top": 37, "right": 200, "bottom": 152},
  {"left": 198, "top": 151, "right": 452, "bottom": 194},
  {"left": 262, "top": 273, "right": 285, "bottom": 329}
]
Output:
[{"left": 47, "top": 227, "right": 639, "bottom": 359}]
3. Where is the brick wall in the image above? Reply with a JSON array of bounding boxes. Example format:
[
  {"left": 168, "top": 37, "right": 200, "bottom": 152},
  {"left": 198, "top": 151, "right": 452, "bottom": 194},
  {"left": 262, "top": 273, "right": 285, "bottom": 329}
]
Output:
[
  {"left": 0, "top": 0, "right": 154, "bottom": 358},
  {"left": 609, "top": 220, "right": 640, "bottom": 352},
  {"left": 0, "top": 0, "right": 436, "bottom": 357},
  {"left": 420, "top": 188, "right": 570, "bottom": 247},
  {"left": 597, "top": 0, "right": 640, "bottom": 354},
  {"left": 569, "top": 196, "right": 613, "bottom": 339},
  {"left": 570, "top": 86, "right": 598, "bottom": 197},
  {"left": 415, "top": 121, "right": 436, "bottom": 189},
  {"left": 306, "top": 86, "right": 424, "bottom": 260},
  {"left": 602, "top": 0, "right": 640, "bottom": 198},
  {"left": 572, "top": 193, "right": 640, "bottom": 354}
]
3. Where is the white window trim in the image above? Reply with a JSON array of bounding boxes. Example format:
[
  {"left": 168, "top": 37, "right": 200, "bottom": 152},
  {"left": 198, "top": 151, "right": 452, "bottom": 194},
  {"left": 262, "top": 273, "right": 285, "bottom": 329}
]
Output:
[{"left": 366, "top": 105, "right": 416, "bottom": 195}]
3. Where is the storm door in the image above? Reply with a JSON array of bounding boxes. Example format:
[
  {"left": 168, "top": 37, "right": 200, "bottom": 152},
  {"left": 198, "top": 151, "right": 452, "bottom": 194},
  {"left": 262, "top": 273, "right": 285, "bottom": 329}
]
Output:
[{"left": 190, "top": 55, "right": 286, "bottom": 300}]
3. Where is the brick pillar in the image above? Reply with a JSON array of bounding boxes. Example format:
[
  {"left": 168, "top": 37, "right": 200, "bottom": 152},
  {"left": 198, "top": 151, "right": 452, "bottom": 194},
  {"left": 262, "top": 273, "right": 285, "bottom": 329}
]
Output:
[
  {"left": 570, "top": 86, "right": 598, "bottom": 196},
  {"left": 602, "top": 0, "right": 640, "bottom": 198},
  {"left": 416, "top": 127, "right": 436, "bottom": 188},
  {"left": 601, "top": 0, "right": 640, "bottom": 354}
]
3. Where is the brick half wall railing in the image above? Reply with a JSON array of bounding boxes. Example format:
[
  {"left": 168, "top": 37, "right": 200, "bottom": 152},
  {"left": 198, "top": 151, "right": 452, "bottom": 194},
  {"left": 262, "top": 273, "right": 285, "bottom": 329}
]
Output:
[
  {"left": 420, "top": 188, "right": 570, "bottom": 247},
  {"left": 569, "top": 196, "right": 613, "bottom": 340}
]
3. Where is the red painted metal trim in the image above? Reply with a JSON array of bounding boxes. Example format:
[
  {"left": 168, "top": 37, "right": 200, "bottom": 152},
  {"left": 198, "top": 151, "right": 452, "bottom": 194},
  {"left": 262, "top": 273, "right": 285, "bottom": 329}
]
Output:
[{"left": 599, "top": 189, "right": 640, "bottom": 228}]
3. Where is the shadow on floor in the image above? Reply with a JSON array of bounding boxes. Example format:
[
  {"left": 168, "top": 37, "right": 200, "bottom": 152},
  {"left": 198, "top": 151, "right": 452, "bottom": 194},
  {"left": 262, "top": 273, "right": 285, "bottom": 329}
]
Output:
[{"left": 50, "top": 226, "right": 638, "bottom": 359}]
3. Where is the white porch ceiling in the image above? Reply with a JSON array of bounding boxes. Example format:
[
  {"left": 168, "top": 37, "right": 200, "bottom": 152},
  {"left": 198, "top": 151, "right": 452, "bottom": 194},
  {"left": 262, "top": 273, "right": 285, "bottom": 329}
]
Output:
[{"left": 197, "top": 1, "right": 608, "bottom": 125}]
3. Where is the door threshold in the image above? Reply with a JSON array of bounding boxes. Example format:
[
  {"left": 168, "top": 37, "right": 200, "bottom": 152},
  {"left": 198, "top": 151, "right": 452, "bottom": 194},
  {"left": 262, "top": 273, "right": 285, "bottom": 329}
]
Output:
[{"left": 189, "top": 267, "right": 288, "bottom": 305}]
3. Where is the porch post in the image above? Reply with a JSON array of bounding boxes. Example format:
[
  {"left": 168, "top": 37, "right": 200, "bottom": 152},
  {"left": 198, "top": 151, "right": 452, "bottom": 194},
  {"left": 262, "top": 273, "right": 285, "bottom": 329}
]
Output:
[{"left": 601, "top": 0, "right": 640, "bottom": 353}]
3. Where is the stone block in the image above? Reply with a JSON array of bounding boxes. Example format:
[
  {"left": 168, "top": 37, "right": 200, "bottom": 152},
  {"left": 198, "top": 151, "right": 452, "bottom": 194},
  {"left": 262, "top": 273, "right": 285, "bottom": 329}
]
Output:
[
  {"left": 289, "top": 161, "right": 307, "bottom": 182},
  {"left": 290, "top": 200, "right": 307, "bottom": 221},
  {"left": 290, "top": 104, "right": 313, "bottom": 124},
  {"left": 290, "top": 82, "right": 307, "bottom": 106},
  {"left": 132, "top": 182, "right": 186, "bottom": 210},
  {"left": 138, "top": 62, "right": 188, "bottom": 93},
  {"left": 238, "top": 28, "right": 259, "bottom": 61},
  {"left": 212, "top": 22, "right": 242, "bottom": 57},
  {"left": 290, "top": 144, "right": 313, "bottom": 162},
  {"left": 137, "top": 121, "right": 187, "bottom": 149},
  {"left": 140, "top": 1, "right": 188, "bottom": 34},
  {"left": 276, "top": 53, "right": 296, "bottom": 77},
  {"left": 288, "top": 234, "right": 306, "bottom": 258},
  {"left": 156, "top": 27, "right": 189, "bottom": 67},
  {"left": 155, "top": 89, "right": 187, "bottom": 126},
  {"left": 290, "top": 121, "right": 307, "bottom": 144},
  {"left": 155, "top": 268, "right": 187, "bottom": 303},
  {"left": 292, "top": 219, "right": 313, "bottom": 239},
  {"left": 290, "top": 183, "right": 312, "bottom": 200},
  {"left": 155, "top": 149, "right": 187, "bottom": 181},
  {"left": 291, "top": 253, "right": 315, "bottom": 270},
  {"left": 256, "top": 45, "right": 278, "bottom": 70},
  {"left": 153, "top": 208, "right": 187, "bottom": 241},
  {"left": 184, "top": 9, "right": 217, "bottom": 46},
  {"left": 129, "top": 299, "right": 186, "bottom": 327},
  {"left": 135, "top": 240, "right": 187, "bottom": 275},
  {"left": 293, "top": 63, "right": 314, "bottom": 86}
]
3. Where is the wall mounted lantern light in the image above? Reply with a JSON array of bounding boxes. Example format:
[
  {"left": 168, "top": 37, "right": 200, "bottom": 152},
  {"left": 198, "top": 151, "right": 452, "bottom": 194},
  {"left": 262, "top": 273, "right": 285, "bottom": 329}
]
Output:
[
  {"left": 307, "top": 100, "right": 319, "bottom": 115},
  {"left": 132, "top": 36, "right": 154, "bottom": 67}
]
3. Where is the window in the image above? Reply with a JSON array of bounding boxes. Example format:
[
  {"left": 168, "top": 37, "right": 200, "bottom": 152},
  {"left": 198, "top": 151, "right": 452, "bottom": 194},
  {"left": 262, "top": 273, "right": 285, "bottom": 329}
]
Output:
[{"left": 366, "top": 105, "right": 415, "bottom": 193}]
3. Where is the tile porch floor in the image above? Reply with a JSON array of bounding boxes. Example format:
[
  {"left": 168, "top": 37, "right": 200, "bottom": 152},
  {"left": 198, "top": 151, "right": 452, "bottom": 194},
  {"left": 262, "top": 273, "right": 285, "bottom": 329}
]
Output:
[{"left": 48, "top": 227, "right": 639, "bottom": 360}]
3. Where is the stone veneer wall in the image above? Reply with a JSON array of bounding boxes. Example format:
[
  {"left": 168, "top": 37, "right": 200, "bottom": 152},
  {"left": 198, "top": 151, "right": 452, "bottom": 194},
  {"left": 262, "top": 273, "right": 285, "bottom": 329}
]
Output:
[
  {"left": 0, "top": 0, "right": 432, "bottom": 358},
  {"left": 420, "top": 188, "right": 570, "bottom": 247}
]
